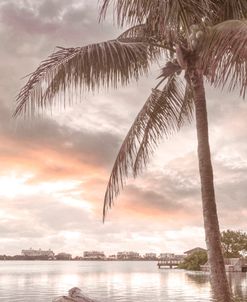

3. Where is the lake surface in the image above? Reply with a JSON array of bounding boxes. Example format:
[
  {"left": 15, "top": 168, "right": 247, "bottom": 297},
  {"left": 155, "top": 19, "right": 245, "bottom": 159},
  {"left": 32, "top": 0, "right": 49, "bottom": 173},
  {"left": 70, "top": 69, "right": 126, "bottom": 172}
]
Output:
[{"left": 0, "top": 261, "right": 246, "bottom": 302}]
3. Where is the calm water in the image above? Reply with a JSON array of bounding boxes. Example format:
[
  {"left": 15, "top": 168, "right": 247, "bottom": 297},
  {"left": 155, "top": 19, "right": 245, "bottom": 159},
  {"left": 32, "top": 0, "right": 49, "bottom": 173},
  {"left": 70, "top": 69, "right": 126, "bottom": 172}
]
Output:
[{"left": 0, "top": 261, "right": 246, "bottom": 302}]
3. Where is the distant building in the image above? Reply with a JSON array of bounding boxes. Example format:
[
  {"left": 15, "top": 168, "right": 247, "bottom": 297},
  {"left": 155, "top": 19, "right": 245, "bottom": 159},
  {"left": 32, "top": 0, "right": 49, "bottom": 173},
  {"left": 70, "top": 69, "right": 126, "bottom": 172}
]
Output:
[
  {"left": 143, "top": 253, "right": 157, "bottom": 260},
  {"left": 173, "top": 254, "right": 186, "bottom": 260},
  {"left": 56, "top": 252, "right": 72, "bottom": 260},
  {"left": 159, "top": 253, "right": 175, "bottom": 259},
  {"left": 83, "top": 251, "right": 105, "bottom": 259},
  {"left": 74, "top": 256, "right": 83, "bottom": 260},
  {"left": 117, "top": 252, "right": 141, "bottom": 260},
  {"left": 21, "top": 248, "right": 54, "bottom": 258},
  {"left": 184, "top": 247, "right": 206, "bottom": 256},
  {"left": 108, "top": 255, "right": 117, "bottom": 260},
  {"left": 201, "top": 258, "right": 247, "bottom": 272}
]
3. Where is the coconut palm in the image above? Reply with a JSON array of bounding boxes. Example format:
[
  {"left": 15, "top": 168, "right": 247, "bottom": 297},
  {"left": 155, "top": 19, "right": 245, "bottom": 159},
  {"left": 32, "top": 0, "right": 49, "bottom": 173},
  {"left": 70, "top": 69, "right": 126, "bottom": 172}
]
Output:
[{"left": 14, "top": 1, "right": 247, "bottom": 301}]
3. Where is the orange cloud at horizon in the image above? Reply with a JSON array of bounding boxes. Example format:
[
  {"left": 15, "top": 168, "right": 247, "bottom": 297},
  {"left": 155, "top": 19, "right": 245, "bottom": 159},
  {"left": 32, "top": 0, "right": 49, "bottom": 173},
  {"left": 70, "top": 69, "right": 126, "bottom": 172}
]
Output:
[{"left": 0, "top": 133, "right": 108, "bottom": 179}]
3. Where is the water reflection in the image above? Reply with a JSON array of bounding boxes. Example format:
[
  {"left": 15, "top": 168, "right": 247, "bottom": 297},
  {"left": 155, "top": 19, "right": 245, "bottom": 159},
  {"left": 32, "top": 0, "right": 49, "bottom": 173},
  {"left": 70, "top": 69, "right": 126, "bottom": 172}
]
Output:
[
  {"left": 186, "top": 271, "right": 209, "bottom": 285},
  {"left": 186, "top": 271, "right": 247, "bottom": 301},
  {"left": 0, "top": 261, "right": 246, "bottom": 302},
  {"left": 228, "top": 273, "right": 247, "bottom": 300}
]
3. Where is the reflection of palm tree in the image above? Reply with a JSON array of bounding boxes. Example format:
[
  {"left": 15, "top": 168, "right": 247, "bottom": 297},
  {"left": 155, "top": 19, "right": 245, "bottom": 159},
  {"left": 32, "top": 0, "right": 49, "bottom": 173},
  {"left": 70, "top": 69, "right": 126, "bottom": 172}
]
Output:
[
  {"left": 228, "top": 273, "right": 247, "bottom": 300},
  {"left": 15, "top": 1, "right": 247, "bottom": 301}
]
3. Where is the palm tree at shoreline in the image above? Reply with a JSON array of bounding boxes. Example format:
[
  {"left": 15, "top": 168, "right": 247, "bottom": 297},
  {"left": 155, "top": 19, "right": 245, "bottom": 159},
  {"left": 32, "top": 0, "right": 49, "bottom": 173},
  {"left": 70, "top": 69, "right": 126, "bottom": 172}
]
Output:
[{"left": 15, "top": 1, "right": 247, "bottom": 301}]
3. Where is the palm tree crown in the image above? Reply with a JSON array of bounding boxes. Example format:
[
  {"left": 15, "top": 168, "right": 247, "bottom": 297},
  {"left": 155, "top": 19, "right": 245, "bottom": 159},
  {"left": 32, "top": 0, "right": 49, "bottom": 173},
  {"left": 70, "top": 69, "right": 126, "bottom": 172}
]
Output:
[
  {"left": 15, "top": 2, "right": 247, "bottom": 216},
  {"left": 15, "top": 2, "right": 247, "bottom": 300}
]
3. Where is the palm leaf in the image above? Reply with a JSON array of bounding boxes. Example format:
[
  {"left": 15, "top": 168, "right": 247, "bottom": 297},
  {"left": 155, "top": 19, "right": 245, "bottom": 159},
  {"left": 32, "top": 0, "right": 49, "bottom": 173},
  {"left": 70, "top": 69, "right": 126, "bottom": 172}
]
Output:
[
  {"left": 178, "top": 83, "right": 194, "bottom": 127},
  {"left": 118, "top": 24, "right": 147, "bottom": 40},
  {"left": 158, "top": 61, "right": 182, "bottom": 79},
  {"left": 100, "top": 0, "right": 212, "bottom": 35},
  {"left": 212, "top": 0, "right": 247, "bottom": 23},
  {"left": 103, "top": 75, "right": 194, "bottom": 220},
  {"left": 133, "top": 77, "right": 194, "bottom": 175},
  {"left": 201, "top": 20, "right": 247, "bottom": 98},
  {"left": 118, "top": 24, "right": 177, "bottom": 56},
  {"left": 14, "top": 40, "right": 156, "bottom": 117}
]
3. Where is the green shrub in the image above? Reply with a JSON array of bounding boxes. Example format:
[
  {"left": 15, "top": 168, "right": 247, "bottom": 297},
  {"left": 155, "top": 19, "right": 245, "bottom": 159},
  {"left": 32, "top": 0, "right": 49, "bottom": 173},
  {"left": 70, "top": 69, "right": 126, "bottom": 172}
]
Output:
[{"left": 178, "top": 251, "right": 207, "bottom": 271}]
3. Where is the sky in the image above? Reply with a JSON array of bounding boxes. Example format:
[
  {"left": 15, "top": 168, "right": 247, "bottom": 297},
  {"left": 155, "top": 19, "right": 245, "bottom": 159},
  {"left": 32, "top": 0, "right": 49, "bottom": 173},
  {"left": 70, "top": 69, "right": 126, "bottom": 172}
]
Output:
[{"left": 0, "top": 0, "right": 246, "bottom": 257}]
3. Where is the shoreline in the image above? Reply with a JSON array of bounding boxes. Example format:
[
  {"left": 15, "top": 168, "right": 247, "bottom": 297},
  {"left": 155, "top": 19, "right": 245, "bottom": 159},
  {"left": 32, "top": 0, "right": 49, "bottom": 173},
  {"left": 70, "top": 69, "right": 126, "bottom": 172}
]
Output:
[{"left": 0, "top": 259, "right": 159, "bottom": 261}]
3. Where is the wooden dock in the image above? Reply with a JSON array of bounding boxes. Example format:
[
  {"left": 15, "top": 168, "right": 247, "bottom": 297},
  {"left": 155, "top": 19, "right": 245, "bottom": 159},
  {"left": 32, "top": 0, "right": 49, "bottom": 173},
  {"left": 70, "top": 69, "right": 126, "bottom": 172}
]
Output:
[{"left": 157, "top": 258, "right": 183, "bottom": 269}]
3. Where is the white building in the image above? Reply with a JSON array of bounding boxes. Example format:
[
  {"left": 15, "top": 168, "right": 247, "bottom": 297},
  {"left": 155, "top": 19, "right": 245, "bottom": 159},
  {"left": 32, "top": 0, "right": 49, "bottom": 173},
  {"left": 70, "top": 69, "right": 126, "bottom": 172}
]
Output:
[
  {"left": 117, "top": 252, "right": 141, "bottom": 260},
  {"left": 201, "top": 258, "right": 247, "bottom": 272},
  {"left": 83, "top": 251, "right": 105, "bottom": 259},
  {"left": 159, "top": 253, "right": 175, "bottom": 259},
  {"left": 21, "top": 248, "right": 54, "bottom": 258},
  {"left": 143, "top": 253, "right": 157, "bottom": 259}
]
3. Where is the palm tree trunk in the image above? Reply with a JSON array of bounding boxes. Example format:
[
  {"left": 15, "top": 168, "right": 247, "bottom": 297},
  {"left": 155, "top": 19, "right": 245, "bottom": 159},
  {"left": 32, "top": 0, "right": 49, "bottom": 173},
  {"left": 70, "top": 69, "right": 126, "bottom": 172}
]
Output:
[{"left": 188, "top": 66, "right": 232, "bottom": 302}]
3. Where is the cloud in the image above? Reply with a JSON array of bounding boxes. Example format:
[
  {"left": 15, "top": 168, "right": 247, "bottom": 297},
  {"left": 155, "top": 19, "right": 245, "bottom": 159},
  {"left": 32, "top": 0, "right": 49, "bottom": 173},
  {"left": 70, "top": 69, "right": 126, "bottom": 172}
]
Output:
[{"left": 0, "top": 0, "right": 246, "bottom": 257}]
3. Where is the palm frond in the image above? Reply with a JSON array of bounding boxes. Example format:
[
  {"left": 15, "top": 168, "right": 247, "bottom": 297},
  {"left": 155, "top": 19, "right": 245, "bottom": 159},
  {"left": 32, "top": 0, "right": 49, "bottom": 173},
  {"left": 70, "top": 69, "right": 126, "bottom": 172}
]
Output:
[
  {"left": 103, "top": 75, "right": 194, "bottom": 220},
  {"left": 100, "top": 0, "right": 212, "bottom": 35},
  {"left": 132, "top": 77, "right": 193, "bottom": 175},
  {"left": 201, "top": 20, "right": 247, "bottom": 98},
  {"left": 118, "top": 24, "right": 176, "bottom": 56},
  {"left": 212, "top": 0, "right": 247, "bottom": 23},
  {"left": 158, "top": 61, "right": 182, "bottom": 79},
  {"left": 14, "top": 40, "right": 156, "bottom": 117},
  {"left": 178, "top": 82, "right": 194, "bottom": 127},
  {"left": 118, "top": 24, "right": 147, "bottom": 40}
]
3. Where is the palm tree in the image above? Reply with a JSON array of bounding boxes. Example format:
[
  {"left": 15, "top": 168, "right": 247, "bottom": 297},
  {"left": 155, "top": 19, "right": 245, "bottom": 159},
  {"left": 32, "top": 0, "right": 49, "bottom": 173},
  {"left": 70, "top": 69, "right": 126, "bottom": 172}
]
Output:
[{"left": 15, "top": 1, "right": 247, "bottom": 301}]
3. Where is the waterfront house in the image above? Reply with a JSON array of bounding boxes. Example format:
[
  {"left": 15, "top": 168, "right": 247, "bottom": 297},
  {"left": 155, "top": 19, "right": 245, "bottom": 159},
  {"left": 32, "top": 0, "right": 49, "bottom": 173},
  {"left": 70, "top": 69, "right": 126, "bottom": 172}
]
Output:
[
  {"left": 21, "top": 248, "right": 55, "bottom": 259},
  {"left": 144, "top": 253, "right": 157, "bottom": 260},
  {"left": 159, "top": 253, "right": 175, "bottom": 259},
  {"left": 117, "top": 251, "right": 141, "bottom": 260},
  {"left": 83, "top": 251, "right": 106, "bottom": 260},
  {"left": 201, "top": 258, "right": 247, "bottom": 272},
  {"left": 21, "top": 248, "right": 55, "bottom": 257},
  {"left": 184, "top": 247, "right": 206, "bottom": 256}
]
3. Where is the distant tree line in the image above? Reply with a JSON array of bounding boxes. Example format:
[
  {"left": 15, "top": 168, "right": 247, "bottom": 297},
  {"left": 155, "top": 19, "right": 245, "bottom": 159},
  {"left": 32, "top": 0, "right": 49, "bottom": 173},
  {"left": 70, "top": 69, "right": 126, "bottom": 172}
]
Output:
[
  {"left": 0, "top": 255, "right": 52, "bottom": 260},
  {"left": 0, "top": 253, "right": 72, "bottom": 261}
]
